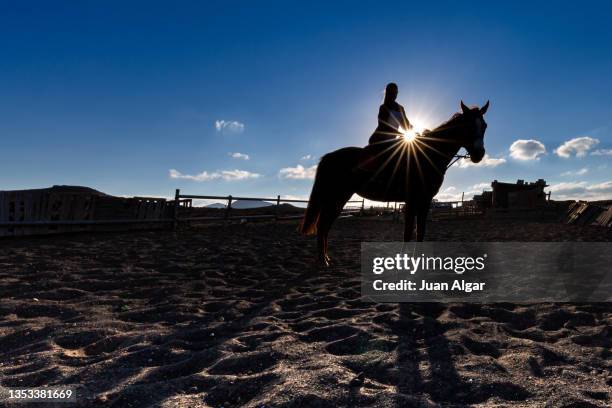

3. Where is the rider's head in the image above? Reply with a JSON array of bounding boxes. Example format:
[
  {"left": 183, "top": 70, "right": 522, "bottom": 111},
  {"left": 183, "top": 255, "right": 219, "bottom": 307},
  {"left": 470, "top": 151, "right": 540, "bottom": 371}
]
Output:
[{"left": 384, "top": 83, "right": 398, "bottom": 103}]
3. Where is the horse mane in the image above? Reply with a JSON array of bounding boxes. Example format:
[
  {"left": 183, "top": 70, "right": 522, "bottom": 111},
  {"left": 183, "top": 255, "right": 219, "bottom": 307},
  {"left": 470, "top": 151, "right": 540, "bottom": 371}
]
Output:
[
  {"left": 430, "top": 104, "right": 484, "bottom": 133},
  {"left": 428, "top": 112, "right": 464, "bottom": 134}
]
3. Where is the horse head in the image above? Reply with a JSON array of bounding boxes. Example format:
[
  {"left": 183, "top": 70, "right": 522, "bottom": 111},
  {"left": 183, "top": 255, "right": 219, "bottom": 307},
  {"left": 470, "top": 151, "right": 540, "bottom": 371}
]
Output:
[{"left": 460, "top": 100, "right": 489, "bottom": 163}]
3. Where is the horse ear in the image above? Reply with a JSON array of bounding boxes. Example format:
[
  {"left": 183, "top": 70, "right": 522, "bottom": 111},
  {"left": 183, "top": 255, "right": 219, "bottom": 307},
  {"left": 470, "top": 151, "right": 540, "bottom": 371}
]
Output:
[
  {"left": 460, "top": 100, "right": 470, "bottom": 115},
  {"left": 480, "top": 100, "right": 490, "bottom": 115}
]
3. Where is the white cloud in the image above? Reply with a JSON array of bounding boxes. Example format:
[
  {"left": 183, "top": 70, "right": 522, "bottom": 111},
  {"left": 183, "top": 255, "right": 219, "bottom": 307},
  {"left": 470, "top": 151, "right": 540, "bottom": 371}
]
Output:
[
  {"left": 229, "top": 152, "right": 250, "bottom": 160},
  {"left": 436, "top": 187, "right": 461, "bottom": 201},
  {"left": 457, "top": 154, "right": 506, "bottom": 168},
  {"left": 435, "top": 191, "right": 463, "bottom": 201},
  {"left": 436, "top": 190, "right": 479, "bottom": 202},
  {"left": 300, "top": 154, "right": 313, "bottom": 161},
  {"left": 169, "top": 168, "right": 260, "bottom": 182},
  {"left": 278, "top": 164, "right": 317, "bottom": 180},
  {"left": 434, "top": 185, "right": 489, "bottom": 202},
  {"left": 591, "top": 148, "right": 612, "bottom": 156},
  {"left": 561, "top": 168, "right": 588, "bottom": 177},
  {"left": 555, "top": 136, "right": 599, "bottom": 158},
  {"left": 509, "top": 139, "right": 546, "bottom": 161},
  {"left": 548, "top": 180, "right": 612, "bottom": 201},
  {"left": 215, "top": 120, "right": 245, "bottom": 134},
  {"left": 471, "top": 182, "right": 491, "bottom": 190}
]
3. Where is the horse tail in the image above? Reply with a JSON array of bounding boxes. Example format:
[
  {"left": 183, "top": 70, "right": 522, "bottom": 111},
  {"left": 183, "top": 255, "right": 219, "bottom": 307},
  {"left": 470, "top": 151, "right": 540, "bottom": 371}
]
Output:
[{"left": 299, "top": 155, "right": 331, "bottom": 235}]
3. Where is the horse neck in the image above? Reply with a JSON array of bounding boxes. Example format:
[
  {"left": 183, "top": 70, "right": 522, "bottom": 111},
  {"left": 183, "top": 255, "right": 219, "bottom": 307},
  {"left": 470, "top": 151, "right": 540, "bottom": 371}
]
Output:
[{"left": 416, "top": 121, "right": 465, "bottom": 172}]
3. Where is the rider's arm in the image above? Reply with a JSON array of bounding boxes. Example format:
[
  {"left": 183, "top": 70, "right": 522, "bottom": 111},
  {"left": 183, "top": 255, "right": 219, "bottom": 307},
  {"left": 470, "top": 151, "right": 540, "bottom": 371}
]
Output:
[
  {"left": 400, "top": 105, "right": 412, "bottom": 130},
  {"left": 378, "top": 105, "right": 388, "bottom": 125}
]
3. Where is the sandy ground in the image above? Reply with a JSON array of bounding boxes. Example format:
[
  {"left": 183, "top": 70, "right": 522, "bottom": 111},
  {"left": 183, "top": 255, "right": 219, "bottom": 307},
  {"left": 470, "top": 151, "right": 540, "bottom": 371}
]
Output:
[{"left": 0, "top": 217, "right": 610, "bottom": 407}]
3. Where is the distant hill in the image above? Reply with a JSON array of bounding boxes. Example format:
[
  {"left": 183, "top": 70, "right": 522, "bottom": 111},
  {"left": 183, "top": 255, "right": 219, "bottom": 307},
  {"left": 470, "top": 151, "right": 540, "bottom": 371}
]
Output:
[
  {"left": 204, "top": 199, "right": 276, "bottom": 209},
  {"left": 232, "top": 199, "right": 274, "bottom": 209},
  {"left": 205, "top": 203, "right": 226, "bottom": 209}
]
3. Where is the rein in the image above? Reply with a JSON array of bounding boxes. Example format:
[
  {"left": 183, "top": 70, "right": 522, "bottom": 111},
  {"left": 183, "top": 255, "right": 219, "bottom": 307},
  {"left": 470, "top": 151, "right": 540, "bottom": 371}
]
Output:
[{"left": 447, "top": 153, "right": 470, "bottom": 169}]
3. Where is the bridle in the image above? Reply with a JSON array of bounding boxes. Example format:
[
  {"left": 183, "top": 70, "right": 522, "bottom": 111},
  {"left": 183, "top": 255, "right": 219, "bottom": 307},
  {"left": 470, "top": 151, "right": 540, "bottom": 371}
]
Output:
[
  {"left": 447, "top": 153, "right": 470, "bottom": 169},
  {"left": 445, "top": 114, "right": 483, "bottom": 169}
]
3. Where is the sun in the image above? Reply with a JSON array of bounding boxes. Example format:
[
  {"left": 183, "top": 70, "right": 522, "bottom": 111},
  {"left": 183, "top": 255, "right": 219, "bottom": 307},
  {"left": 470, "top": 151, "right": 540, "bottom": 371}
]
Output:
[
  {"left": 399, "top": 117, "right": 430, "bottom": 143},
  {"left": 399, "top": 126, "right": 417, "bottom": 142}
]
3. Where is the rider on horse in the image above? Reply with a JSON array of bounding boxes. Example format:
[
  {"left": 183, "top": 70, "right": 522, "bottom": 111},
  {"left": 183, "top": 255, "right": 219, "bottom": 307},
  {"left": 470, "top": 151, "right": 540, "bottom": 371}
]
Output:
[{"left": 369, "top": 82, "right": 412, "bottom": 145}]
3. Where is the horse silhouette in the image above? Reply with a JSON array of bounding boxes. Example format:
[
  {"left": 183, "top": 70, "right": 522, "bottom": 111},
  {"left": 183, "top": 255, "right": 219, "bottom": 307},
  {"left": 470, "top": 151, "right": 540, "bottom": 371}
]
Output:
[{"left": 299, "top": 101, "right": 490, "bottom": 266}]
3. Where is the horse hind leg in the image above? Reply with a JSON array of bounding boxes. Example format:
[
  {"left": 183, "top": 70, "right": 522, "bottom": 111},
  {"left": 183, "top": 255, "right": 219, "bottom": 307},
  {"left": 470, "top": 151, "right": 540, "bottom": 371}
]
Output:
[
  {"left": 317, "top": 208, "right": 335, "bottom": 267},
  {"left": 317, "top": 232, "right": 328, "bottom": 266},
  {"left": 317, "top": 193, "right": 353, "bottom": 266}
]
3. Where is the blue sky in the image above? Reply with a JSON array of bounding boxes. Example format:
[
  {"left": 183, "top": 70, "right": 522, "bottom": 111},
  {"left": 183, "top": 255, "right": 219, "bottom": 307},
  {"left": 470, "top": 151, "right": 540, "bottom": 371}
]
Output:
[{"left": 1, "top": 1, "right": 611, "bottom": 202}]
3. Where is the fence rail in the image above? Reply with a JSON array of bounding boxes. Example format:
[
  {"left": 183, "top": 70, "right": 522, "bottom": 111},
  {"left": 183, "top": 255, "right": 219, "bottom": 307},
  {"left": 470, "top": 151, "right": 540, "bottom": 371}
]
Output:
[
  {"left": 178, "top": 194, "right": 315, "bottom": 203},
  {"left": 173, "top": 189, "right": 365, "bottom": 226},
  {"left": 430, "top": 207, "right": 484, "bottom": 220}
]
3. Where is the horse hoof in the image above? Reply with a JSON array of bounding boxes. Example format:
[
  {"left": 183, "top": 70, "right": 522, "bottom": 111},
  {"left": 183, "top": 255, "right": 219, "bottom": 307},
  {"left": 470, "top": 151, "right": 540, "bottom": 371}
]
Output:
[{"left": 318, "top": 257, "right": 330, "bottom": 268}]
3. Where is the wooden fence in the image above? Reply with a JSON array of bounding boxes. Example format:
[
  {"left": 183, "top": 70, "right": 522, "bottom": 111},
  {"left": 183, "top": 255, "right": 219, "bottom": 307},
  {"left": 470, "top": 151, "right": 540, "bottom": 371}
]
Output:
[
  {"left": 430, "top": 202, "right": 484, "bottom": 220},
  {"left": 1, "top": 186, "right": 497, "bottom": 237},
  {"left": 364, "top": 201, "right": 484, "bottom": 221},
  {"left": 0, "top": 187, "right": 172, "bottom": 237},
  {"left": 173, "top": 189, "right": 365, "bottom": 226}
]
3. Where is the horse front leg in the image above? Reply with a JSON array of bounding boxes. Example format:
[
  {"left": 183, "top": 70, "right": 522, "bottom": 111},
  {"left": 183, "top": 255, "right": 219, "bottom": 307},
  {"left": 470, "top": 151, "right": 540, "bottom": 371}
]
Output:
[
  {"left": 416, "top": 208, "right": 428, "bottom": 242},
  {"left": 403, "top": 203, "right": 415, "bottom": 242}
]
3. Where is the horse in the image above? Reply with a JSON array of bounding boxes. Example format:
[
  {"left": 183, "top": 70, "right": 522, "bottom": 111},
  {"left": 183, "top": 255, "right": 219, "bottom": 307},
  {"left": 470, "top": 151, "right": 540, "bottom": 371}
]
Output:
[{"left": 299, "top": 100, "right": 490, "bottom": 266}]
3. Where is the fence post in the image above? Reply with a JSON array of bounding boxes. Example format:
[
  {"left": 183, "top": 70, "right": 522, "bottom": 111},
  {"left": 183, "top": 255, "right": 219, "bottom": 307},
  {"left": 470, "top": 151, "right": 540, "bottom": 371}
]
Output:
[
  {"left": 225, "top": 195, "right": 233, "bottom": 220},
  {"left": 360, "top": 199, "right": 365, "bottom": 215},
  {"left": 173, "top": 189, "right": 180, "bottom": 230},
  {"left": 275, "top": 195, "right": 281, "bottom": 220}
]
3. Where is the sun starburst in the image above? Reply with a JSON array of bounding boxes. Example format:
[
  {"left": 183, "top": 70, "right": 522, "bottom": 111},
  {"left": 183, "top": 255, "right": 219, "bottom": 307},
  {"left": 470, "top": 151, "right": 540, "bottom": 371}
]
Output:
[{"left": 399, "top": 117, "right": 430, "bottom": 143}]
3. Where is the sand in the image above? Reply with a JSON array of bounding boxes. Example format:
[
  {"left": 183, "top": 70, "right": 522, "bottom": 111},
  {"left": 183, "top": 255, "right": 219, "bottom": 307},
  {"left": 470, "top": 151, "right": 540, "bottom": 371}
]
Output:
[{"left": 0, "top": 217, "right": 610, "bottom": 407}]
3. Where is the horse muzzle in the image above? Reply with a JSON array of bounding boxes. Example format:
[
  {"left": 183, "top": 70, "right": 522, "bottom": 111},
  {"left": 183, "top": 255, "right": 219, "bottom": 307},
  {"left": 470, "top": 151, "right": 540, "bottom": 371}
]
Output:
[{"left": 469, "top": 148, "right": 485, "bottom": 163}]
